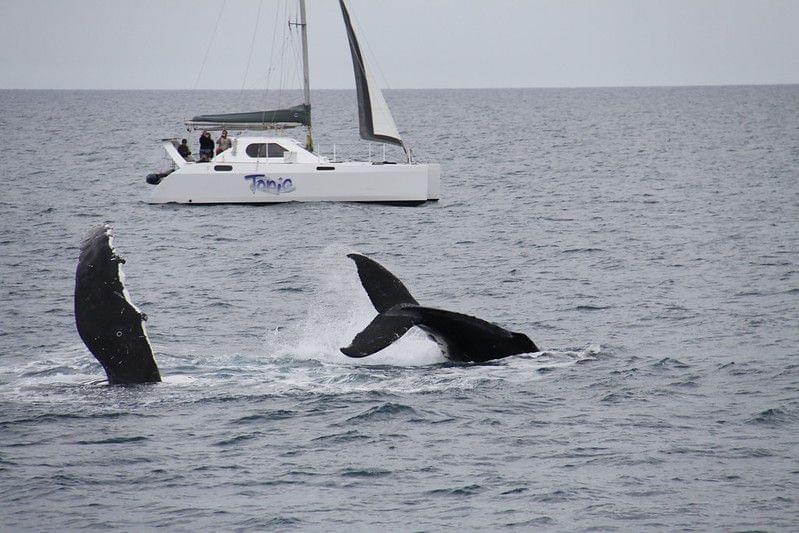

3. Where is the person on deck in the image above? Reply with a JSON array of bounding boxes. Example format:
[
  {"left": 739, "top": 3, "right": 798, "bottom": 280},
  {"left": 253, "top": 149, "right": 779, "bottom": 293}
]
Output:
[
  {"left": 177, "top": 139, "right": 192, "bottom": 160},
  {"left": 216, "top": 130, "right": 232, "bottom": 155},
  {"left": 199, "top": 130, "right": 214, "bottom": 161}
]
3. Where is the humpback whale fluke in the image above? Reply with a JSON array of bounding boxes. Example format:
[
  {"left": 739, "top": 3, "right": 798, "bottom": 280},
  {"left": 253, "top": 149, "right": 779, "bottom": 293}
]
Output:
[
  {"left": 74, "top": 225, "right": 161, "bottom": 384},
  {"left": 341, "top": 253, "right": 539, "bottom": 363}
]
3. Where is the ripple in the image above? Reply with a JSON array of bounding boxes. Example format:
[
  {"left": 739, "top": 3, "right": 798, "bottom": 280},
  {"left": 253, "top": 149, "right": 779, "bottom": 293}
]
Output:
[
  {"left": 426, "top": 484, "right": 483, "bottom": 496},
  {"left": 747, "top": 407, "right": 794, "bottom": 426},
  {"left": 232, "top": 410, "right": 296, "bottom": 424},
  {"left": 339, "top": 467, "right": 393, "bottom": 478},
  {"left": 651, "top": 357, "right": 690, "bottom": 369},
  {"left": 500, "top": 487, "right": 528, "bottom": 495},
  {"left": 311, "top": 430, "right": 370, "bottom": 444},
  {"left": 562, "top": 247, "right": 604, "bottom": 253},
  {"left": 73, "top": 436, "right": 148, "bottom": 445},
  {"left": 213, "top": 433, "right": 261, "bottom": 447},
  {"left": 345, "top": 403, "right": 418, "bottom": 422},
  {"left": 575, "top": 305, "right": 611, "bottom": 311}
]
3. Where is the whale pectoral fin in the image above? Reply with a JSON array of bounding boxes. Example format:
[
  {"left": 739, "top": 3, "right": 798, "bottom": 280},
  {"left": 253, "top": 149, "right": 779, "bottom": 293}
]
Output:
[
  {"left": 340, "top": 312, "right": 416, "bottom": 358},
  {"left": 347, "top": 253, "right": 418, "bottom": 313},
  {"left": 112, "top": 291, "right": 147, "bottom": 321},
  {"left": 75, "top": 225, "right": 161, "bottom": 384}
]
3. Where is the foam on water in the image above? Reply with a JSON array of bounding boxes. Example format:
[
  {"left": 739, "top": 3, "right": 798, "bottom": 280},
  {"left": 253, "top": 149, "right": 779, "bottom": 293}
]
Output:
[
  {"left": 4, "top": 338, "right": 600, "bottom": 408},
  {"left": 264, "top": 243, "right": 446, "bottom": 367}
]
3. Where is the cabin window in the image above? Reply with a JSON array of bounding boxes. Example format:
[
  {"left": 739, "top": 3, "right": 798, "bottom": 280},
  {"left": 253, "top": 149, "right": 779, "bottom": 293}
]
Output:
[
  {"left": 245, "top": 143, "right": 288, "bottom": 158},
  {"left": 246, "top": 143, "right": 267, "bottom": 158},
  {"left": 268, "top": 143, "right": 287, "bottom": 158}
]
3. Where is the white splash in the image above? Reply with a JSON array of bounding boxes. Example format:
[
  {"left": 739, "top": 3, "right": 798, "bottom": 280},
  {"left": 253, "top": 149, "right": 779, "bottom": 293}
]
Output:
[{"left": 263, "top": 244, "right": 445, "bottom": 367}]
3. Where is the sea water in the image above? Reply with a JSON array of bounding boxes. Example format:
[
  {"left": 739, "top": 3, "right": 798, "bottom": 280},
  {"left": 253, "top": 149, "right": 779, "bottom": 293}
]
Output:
[{"left": 0, "top": 86, "right": 797, "bottom": 529}]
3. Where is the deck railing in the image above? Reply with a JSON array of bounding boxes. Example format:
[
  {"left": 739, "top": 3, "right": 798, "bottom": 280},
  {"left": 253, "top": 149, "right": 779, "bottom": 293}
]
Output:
[{"left": 314, "top": 142, "right": 403, "bottom": 163}]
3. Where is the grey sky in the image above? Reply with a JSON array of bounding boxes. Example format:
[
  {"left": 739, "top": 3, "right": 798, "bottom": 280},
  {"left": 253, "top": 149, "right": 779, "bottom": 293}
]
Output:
[{"left": 0, "top": 0, "right": 797, "bottom": 90}]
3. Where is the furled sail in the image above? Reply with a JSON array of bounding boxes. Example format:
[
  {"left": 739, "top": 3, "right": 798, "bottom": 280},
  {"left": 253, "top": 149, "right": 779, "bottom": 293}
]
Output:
[
  {"left": 187, "top": 104, "right": 310, "bottom": 130},
  {"left": 339, "top": 0, "right": 406, "bottom": 156}
]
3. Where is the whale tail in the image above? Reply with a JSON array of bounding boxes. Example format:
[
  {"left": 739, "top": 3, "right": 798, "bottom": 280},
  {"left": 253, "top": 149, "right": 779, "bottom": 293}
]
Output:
[
  {"left": 346, "top": 253, "right": 418, "bottom": 311},
  {"left": 341, "top": 253, "right": 419, "bottom": 357},
  {"left": 74, "top": 225, "right": 161, "bottom": 384},
  {"left": 340, "top": 312, "right": 417, "bottom": 358},
  {"left": 341, "top": 253, "right": 539, "bottom": 362}
]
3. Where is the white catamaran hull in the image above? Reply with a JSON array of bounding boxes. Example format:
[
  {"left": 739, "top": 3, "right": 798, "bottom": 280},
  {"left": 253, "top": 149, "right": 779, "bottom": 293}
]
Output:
[{"left": 148, "top": 162, "right": 440, "bottom": 204}]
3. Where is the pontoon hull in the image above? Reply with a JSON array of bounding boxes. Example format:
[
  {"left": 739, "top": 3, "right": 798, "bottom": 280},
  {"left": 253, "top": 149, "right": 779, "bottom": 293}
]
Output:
[{"left": 148, "top": 162, "right": 440, "bottom": 204}]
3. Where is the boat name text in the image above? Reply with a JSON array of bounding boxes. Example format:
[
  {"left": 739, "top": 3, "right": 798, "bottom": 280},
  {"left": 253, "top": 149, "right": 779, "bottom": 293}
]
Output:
[{"left": 244, "top": 174, "right": 296, "bottom": 195}]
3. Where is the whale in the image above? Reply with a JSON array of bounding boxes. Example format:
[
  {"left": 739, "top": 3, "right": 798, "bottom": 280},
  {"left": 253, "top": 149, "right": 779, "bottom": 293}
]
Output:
[
  {"left": 74, "top": 225, "right": 161, "bottom": 384},
  {"left": 73, "top": 229, "right": 538, "bottom": 380},
  {"left": 340, "top": 253, "right": 539, "bottom": 362}
]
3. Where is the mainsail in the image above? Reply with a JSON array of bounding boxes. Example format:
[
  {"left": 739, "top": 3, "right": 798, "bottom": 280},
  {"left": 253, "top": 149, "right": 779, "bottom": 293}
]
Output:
[
  {"left": 339, "top": 0, "right": 407, "bottom": 159},
  {"left": 186, "top": 0, "right": 313, "bottom": 149},
  {"left": 187, "top": 104, "right": 310, "bottom": 130}
]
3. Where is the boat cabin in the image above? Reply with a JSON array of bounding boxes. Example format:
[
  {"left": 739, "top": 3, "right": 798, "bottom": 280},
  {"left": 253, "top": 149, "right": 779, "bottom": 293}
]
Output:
[{"left": 165, "top": 135, "right": 321, "bottom": 168}]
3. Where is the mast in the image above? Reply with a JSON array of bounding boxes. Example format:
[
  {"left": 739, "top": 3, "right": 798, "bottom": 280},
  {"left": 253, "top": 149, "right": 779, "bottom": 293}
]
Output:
[{"left": 299, "top": 0, "right": 313, "bottom": 152}]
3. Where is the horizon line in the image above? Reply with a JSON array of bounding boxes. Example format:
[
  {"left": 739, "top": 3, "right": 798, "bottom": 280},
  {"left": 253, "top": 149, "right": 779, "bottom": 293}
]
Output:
[{"left": 1, "top": 82, "right": 797, "bottom": 92}]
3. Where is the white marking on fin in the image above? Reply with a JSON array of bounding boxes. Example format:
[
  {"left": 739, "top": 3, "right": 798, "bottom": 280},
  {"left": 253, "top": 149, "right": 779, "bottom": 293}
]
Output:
[{"left": 105, "top": 225, "right": 153, "bottom": 348}]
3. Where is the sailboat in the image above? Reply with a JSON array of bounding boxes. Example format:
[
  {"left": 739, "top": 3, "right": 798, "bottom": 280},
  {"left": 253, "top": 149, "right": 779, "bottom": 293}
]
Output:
[{"left": 147, "top": 0, "right": 440, "bottom": 205}]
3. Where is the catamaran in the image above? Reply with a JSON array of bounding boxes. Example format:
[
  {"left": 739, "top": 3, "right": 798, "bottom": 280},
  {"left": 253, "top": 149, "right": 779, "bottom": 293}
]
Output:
[{"left": 147, "top": 0, "right": 440, "bottom": 205}]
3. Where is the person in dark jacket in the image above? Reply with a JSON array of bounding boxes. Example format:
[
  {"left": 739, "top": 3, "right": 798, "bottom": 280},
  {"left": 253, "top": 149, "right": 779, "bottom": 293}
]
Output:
[
  {"left": 199, "top": 130, "right": 214, "bottom": 161},
  {"left": 177, "top": 139, "right": 192, "bottom": 160}
]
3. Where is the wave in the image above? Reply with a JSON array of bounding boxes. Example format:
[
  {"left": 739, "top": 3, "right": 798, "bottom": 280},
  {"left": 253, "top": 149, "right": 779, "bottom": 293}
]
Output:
[{"left": 345, "top": 402, "right": 418, "bottom": 422}]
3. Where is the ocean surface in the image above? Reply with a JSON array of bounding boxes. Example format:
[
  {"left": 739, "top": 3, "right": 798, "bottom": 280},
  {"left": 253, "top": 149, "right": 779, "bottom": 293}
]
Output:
[{"left": 0, "top": 86, "right": 797, "bottom": 530}]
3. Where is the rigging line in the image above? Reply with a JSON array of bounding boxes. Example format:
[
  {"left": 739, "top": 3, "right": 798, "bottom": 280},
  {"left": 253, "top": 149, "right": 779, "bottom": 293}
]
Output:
[
  {"left": 287, "top": 19, "right": 304, "bottom": 96},
  {"left": 193, "top": 0, "right": 228, "bottom": 90},
  {"left": 285, "top": 1, "right": 302, "bottom": 105},
  {"left": 240, "top": 0, "right": 265, "bottom": 97},
  {"left": 262, "top": 0, "right": 284, "bottom": 107},
  {"left": 276, "top": 12, "right": 294, "bottom": 108},
  {"left": 274, "top": 1, "right": 289, "bottom": 108}
]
